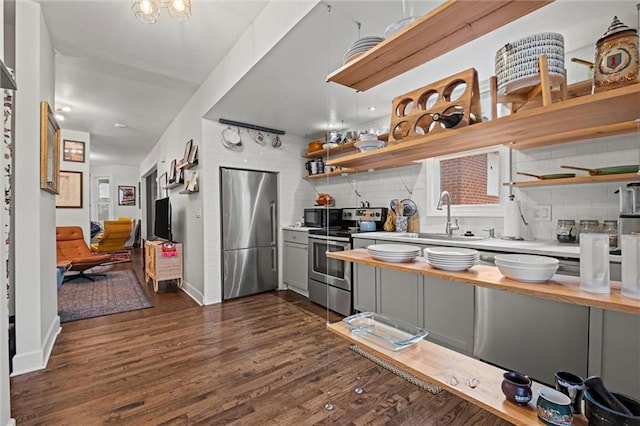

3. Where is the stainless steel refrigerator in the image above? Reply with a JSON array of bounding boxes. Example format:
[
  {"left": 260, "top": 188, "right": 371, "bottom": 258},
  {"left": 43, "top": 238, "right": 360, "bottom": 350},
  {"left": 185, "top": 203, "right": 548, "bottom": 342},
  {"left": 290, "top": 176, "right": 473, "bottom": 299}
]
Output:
[{"left": 220, "top": 168, "right": 278, "bottom": 300}]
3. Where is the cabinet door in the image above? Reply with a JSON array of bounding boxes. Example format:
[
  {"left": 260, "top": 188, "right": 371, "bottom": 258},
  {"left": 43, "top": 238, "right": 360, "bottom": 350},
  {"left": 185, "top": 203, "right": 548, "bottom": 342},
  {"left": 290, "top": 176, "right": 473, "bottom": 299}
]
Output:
[
  {"left": 423, "top": 276, "right": 475, "bottom": 355},
  {"left": 590, "top": 309, "right": 640, "bottom": 400},
  {"left": 378, "top": 268, "right": 420, "bottom": 327},
  {"left": 283, "top": 242, "right": 308, "bottom": 295},
  {"left": 352, "top": 238, "right": 376, "bottom": 312}
]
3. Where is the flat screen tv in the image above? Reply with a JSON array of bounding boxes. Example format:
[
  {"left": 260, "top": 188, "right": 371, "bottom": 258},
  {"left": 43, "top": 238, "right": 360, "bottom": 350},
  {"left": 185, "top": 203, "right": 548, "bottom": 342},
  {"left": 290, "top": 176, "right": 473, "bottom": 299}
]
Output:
[{"left": 154, "top": 197, "right": 172, "bottom": 241}]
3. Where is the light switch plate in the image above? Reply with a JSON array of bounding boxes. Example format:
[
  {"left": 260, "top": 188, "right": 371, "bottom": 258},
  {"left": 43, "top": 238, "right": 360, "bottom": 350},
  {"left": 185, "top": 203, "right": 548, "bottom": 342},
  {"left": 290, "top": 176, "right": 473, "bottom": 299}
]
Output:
[{"left": 532, "top": 204, "right": 551, "bottom": 222}]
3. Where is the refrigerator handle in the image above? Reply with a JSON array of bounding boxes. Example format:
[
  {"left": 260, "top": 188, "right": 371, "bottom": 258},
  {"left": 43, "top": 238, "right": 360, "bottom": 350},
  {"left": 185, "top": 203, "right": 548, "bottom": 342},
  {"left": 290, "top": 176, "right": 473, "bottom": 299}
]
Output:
[
  {"left": 270, "top": 202, "right": 276, "bottom": 245},
  {"left": 271, "top": 247, "right": 276, "bottom": 272}
]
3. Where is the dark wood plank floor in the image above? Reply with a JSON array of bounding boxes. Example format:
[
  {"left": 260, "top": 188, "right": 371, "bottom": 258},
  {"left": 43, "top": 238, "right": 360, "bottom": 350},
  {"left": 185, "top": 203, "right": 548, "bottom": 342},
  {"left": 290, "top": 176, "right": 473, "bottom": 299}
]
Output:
[{"left": 10, "top": 249, "right": 510, "bottom": 425}]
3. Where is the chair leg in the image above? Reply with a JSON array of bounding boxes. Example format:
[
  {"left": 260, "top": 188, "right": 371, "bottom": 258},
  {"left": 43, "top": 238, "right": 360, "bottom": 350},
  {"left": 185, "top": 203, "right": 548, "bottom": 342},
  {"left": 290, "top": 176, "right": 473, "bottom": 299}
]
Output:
[{"left": 63, "top": 270, "right": 107, "bottom": 282}]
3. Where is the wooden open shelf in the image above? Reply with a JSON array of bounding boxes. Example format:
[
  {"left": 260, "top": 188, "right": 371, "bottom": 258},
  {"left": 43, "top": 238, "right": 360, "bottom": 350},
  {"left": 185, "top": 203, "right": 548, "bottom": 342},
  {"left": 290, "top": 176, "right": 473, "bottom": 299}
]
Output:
[
  {"left": 505, "top": 172, "right": 639, "bottom": 188},
  {"left": 302, "top": 140, "right": 358, "bottom": 159},
  {"left": 327, "top": 0, "right": 552, "bottom": 91},
  {"left": 327, "top": 84, "right": 640, "bottom": 172},
  {"left": 327, "top": 321, "right": 587, "bottom": 426},
  {"left": 304, "top": 169, "right": 351, "bottom": 180}
]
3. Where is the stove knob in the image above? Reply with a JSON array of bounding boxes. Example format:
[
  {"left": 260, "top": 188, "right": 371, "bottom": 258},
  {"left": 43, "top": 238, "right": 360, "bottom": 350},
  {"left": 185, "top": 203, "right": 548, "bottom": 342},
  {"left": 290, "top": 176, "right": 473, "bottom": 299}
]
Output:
[
  {"left": 375, "top": 212, "right": 380, "bottom": 217},
  {"left": 347, "top": 212, "right": 352, "bottom": 217}
]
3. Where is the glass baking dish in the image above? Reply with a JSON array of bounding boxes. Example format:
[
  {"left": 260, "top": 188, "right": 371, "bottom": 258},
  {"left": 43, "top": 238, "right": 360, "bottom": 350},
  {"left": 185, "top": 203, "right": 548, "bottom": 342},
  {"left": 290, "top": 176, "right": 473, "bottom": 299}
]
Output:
[{"left": 343, "top": 312, "right": 429, "bottom": 351}]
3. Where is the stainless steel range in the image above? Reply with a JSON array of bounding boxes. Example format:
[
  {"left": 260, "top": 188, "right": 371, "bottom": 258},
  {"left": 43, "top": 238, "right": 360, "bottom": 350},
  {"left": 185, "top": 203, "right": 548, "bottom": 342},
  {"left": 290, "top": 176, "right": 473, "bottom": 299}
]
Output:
[{"left": 307, "top": 207, "right": 387, "bottom": 316}]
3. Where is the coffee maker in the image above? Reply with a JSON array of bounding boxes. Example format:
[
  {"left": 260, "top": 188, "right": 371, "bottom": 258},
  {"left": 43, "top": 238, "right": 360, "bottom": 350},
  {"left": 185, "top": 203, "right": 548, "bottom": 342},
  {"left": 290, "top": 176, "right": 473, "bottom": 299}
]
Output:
[{"left": 617, "top": 183, "right": 640, "bottom": 247}]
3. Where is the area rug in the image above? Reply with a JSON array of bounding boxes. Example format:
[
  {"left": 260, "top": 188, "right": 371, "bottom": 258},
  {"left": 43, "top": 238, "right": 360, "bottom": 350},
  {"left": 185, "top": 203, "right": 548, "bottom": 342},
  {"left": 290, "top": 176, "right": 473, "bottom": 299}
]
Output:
[{"left": 58, "top": 270, "right": 153, "bottom": 323}]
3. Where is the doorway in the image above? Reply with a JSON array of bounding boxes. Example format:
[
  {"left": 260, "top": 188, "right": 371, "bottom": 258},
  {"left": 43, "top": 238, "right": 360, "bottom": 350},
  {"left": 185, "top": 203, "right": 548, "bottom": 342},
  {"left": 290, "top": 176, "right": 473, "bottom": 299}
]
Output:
[{"left": 144, "top": 169, "right": 158, "bottom": 239}]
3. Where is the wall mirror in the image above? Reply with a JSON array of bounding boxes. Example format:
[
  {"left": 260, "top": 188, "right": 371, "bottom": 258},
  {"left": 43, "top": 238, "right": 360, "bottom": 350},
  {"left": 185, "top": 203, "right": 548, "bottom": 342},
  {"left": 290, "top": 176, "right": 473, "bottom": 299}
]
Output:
[
  {"left": 426, "top": 145, "right": 509, "bottom": 217},
  {"left": 40, "top": 100, "right": 61, "bottom": 194}
]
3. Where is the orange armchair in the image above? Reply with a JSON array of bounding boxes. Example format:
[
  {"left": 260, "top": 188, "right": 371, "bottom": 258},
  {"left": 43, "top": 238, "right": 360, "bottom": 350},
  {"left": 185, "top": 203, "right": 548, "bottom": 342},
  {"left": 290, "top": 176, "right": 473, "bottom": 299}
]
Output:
[
  {"left": 56, "top": 226, "right": 112, "bottom": 282},
  {"left": 91, "top": 219, "right": 133, "bottom": 253}
]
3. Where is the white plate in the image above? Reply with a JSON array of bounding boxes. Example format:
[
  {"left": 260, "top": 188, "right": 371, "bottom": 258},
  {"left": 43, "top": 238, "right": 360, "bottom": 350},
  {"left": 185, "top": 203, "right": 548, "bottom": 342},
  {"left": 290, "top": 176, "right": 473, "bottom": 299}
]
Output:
[
  {"left": 222, "top": 127, "right": 241, "bottom": 145},
  {"left": 370, "top": 254, "right": 417, "bottom": 263},
  {"left": 369, "top": 244, "right": 421, "bottom": 254},
  {"left": 427, "top": 261, "right": 476, "bottom": 272},
  {"left": 424, "top": 247, "right": 479, "bottom": 257}
]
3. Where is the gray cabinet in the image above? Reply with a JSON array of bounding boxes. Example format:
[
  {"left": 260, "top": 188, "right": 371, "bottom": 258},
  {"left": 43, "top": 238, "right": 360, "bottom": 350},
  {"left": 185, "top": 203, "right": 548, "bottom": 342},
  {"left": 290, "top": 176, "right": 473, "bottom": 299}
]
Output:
[
  {"left": 283, "top": 229, "right": 308, "bottom": 296},
  {"left": 423, "top": 276, "right": 475, "bottom": 355},
  {"left": 589, "top": 309, "right": 640, "bottom": 399},
  {"left": 378, "top": 268, "right": 421, "bottom": 326},
  {"left": 352, "top": 238, "right": 377, "bottom": 312}
]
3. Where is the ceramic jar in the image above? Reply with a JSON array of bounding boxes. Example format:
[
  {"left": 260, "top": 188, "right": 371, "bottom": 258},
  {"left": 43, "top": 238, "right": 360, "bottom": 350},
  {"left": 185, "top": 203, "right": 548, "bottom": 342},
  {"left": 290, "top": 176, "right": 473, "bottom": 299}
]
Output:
[
  {"left": 593, "top": 16, "right": 640, "bottom": 93},
  {"left": 536, "top": 388, "right": 573, "bottom": 426},
  {"left": 501, "top": 371, "right": 533, "bottom": 406}
]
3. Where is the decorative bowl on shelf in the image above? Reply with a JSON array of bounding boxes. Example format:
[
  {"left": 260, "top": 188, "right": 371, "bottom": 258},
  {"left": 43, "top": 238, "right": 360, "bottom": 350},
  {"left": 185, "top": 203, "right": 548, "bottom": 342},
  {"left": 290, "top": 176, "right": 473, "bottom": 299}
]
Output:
[
  {"left": 495, "top": 262, "right": 558, "bottom": 283},
  {"left": 501, "top": 371, "right": 533, "bottom": 405}
]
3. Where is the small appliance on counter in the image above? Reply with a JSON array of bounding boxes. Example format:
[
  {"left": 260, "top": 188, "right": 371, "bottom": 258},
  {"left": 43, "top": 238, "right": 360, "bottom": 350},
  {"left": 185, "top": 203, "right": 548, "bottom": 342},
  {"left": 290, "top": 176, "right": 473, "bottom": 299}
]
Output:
[
  {"left": 303, "top": 207, "right": 341, "bottom": 228},
  {"left": 617, "top": 182, "right": 640, "bottom": 249}
]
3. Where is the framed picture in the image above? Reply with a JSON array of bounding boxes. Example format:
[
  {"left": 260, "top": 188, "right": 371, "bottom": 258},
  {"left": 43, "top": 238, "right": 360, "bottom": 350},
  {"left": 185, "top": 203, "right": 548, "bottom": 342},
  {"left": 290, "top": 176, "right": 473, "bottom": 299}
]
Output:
[
  {"left": 62, "top": 140, "right": 85, "bottom": 163},
  {"left": 40, "top": 101, "right": 60, "bottom": 194},
  {"left": 168, "top": 159, "right": 177, "bottom": 183},
  {"left": 56, "top": 170, "right": 82, "bottom": 208},
  {"left": 183, "top": 139, "right": 193, "bottom": 162},
  {"left": 158, "top": 172, "right": 168, "bottom": 198},
  {"left": 118, "top": 185, "right": 136, "bottom": 206},
  {"left": 188, "top": 144, "right": 198, "bottom": 164}
]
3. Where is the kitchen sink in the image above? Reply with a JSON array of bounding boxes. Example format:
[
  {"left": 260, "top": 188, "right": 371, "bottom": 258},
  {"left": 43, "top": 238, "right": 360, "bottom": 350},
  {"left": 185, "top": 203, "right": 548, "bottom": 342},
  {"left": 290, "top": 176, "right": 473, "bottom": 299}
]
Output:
[
  {"left": 415, "top": 233, "right": 488, "bottom": 241},
  {"left": 380, "top": 232, "right": 487, "bottom": 241}
]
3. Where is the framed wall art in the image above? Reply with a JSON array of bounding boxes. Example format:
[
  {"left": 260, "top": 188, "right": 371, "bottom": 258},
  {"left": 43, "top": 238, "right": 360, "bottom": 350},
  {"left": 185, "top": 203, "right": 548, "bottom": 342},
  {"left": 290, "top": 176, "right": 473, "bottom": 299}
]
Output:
[
  {"left": 187, "top": 144, "right": 198, "bottom": 164},
  {"left": 118, "top": 185, "right": 136, "bottom": 206},
  {"left": 183, "top": 139, "right": 193, "bottom": 162},
  {"left": 56, "top": 170, "right": 83, "bottom": 208},
  {"left": 40, "top": 101, "right": 61, "bottom": 194},
  {"left": 168, "top": 159, "right": 177, "bottom": 183},
  {"left": 63, "top": 140, "right": 85, "bottom": 163}
]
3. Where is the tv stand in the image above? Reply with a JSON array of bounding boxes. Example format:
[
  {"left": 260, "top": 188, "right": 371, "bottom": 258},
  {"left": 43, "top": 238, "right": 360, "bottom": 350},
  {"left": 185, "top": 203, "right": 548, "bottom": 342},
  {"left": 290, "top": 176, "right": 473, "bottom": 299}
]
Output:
[{"left": 144, "top": 240, "right": 183, "bottom": 292}]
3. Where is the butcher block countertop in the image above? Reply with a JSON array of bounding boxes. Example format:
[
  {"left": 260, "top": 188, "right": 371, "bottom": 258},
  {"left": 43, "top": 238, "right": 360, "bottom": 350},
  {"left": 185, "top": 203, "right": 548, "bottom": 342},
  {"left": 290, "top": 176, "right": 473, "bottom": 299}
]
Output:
[
  {"left": 327, "top": 321, "right": 587, "bottom": 426},
  {"left": 327, "top": 249, "right": 640, "bottom": 315}
]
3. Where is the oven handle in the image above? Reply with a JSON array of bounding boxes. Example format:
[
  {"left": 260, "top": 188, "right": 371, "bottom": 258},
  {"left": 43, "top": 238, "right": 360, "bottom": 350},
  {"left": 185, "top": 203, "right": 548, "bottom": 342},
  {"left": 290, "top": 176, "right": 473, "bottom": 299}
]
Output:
[{"left": 308, "top": 235, "right": 350, "bottom": 243}]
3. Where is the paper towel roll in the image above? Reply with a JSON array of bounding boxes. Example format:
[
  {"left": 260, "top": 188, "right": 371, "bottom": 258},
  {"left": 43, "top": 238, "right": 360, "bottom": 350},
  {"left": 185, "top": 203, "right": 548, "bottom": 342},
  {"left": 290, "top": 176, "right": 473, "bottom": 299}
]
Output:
[{"left": 504, "top": 199, "right": 522, "bottom": 239}]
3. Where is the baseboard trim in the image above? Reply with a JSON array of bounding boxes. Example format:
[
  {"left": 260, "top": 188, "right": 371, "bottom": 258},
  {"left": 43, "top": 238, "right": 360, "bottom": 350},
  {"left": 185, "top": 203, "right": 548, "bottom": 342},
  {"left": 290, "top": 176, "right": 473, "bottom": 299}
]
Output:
[
  {"left": 11, "top": 315, "right": 61, "bottom": 376},
  {"left": 181, "top": 281, "right": 204, "bottom": 306},
  {"left": 5, "top": 418, "right": 16, "bottom": 426}
]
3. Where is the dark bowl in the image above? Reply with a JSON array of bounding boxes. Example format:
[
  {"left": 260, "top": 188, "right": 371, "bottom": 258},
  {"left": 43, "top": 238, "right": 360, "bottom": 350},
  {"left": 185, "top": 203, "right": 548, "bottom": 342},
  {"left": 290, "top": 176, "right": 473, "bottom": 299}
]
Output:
[
  {"left": 501, "top": 371, "right": 533, "bottom": 406},
  {"left": 584, "top": 389, "right": 640, "bottom": 426}
]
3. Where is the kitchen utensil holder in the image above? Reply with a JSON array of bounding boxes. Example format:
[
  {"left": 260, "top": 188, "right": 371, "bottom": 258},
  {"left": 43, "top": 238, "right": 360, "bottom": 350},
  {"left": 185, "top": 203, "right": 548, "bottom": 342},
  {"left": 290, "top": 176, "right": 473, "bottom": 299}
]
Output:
[{"left": 388, "top": 68, "right": 482, "bottom": 145}]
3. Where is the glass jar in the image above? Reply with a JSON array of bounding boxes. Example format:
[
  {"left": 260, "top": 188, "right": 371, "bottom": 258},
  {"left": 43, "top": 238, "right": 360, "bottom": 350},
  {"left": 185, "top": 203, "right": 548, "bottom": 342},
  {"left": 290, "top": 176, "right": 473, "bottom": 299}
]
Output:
[
  {"left": 578, "top": 220, "right": 601, "bottom": 241},
  {"left": 602, "top": 220, "right": 618, "bottom": 248},
  {"left": 556, "top": 219, "right": 576, "bottom": 243}
]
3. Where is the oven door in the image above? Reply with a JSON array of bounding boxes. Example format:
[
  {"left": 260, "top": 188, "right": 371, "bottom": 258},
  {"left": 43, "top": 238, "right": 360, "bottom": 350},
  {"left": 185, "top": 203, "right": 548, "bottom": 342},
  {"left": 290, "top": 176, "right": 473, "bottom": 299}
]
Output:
[{"left": 308, "top": 235, "right": 351, "bottom": 291}]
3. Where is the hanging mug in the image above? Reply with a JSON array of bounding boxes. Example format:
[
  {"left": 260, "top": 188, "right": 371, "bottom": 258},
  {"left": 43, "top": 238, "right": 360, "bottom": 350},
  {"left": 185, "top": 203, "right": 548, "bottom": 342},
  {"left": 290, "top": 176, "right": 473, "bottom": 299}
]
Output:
[
  {"left": 272, "top": 135, "right": 282, "bottom": 148},
  {"left": 255, "top": 131, "right": 265, "bottom": 144}
]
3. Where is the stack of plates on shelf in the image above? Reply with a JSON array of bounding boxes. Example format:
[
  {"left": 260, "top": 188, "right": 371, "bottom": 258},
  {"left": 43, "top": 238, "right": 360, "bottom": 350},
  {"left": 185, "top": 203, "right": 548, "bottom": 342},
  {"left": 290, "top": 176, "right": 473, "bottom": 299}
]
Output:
[
  {"left": 343, "top": 36, "right": 385, "bottom": 65},
  {"left": 424, "top": 247, "right": 479, "bottom": 271},
  {"left": 354, "top": 139, "right": 385, "bottom": 152},
  {"left": 367, "top": 244, "right": 421, "bottom": 263}
]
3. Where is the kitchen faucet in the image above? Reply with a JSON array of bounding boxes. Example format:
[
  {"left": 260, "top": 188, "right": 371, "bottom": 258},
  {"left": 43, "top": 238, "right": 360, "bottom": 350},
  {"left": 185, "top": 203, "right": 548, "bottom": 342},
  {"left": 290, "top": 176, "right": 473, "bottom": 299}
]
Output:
[{"left": 436, "top": 190, "right": 459, "bottom": 236}]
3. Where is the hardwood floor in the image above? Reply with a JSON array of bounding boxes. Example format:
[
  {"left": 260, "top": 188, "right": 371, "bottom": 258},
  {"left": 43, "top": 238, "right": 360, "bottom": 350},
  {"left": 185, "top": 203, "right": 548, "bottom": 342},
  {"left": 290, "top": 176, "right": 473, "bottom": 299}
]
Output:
[{"left": 10, "top": 250, "right": 509, "bottom": 425}]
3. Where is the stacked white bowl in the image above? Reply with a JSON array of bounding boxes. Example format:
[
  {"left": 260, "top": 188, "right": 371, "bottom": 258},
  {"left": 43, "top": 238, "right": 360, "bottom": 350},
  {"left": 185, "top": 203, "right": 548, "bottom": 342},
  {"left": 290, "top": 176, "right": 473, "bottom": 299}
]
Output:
[
  {"left": 355, "top": 133, "right": 385, "bottom": 152},
  {"left": 368, "top": 244, "right": 421, "bottom": 263},
  {"left": 425, "top": 247, "right": 479, "bottom": 271},
  {"left": 494, "top": 254, "right": 559, "bottom": 283}
]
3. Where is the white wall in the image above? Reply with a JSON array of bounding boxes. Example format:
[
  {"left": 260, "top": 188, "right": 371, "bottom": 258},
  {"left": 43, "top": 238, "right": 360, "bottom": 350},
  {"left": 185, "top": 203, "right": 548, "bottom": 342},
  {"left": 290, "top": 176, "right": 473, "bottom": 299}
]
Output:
[
  {"left": 12, "top": 0, "right": 59, "bottom": 376},
  {"left": 91, "top": 164, "right": 141, "bottom": 221},
  {"left": 56, "top": 129, "right": 90, "bottom": 242},
  {"left": 140, "top": 0, "right": 319, "bottom": 305}
]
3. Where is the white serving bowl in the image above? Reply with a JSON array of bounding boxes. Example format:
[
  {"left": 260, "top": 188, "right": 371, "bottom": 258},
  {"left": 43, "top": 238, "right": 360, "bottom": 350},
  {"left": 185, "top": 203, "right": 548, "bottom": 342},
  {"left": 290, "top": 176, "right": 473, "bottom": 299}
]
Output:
[
  {"left": 495, "top": 262, "right": 558, "bottom": 283},
  {"left": 494, "top": 254, "right": 559, "bottom": 268}
]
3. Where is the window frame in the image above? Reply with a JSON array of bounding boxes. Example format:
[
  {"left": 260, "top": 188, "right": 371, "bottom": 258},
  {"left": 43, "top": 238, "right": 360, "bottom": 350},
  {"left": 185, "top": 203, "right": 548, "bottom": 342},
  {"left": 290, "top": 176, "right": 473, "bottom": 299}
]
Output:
[{"left": 425, "top": 145, "right": 509, "bottom": 217}]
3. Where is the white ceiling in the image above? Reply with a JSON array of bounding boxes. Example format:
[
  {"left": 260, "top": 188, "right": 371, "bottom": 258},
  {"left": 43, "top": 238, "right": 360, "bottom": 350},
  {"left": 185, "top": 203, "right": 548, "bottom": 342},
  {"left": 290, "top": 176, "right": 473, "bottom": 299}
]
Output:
[{"left": 37, "top": 0, "right": 639, "bottom": 166}]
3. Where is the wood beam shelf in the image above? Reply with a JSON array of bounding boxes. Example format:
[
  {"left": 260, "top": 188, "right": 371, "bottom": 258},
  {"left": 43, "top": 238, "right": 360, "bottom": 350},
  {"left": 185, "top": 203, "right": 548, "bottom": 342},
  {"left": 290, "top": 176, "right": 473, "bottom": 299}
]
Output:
[
  {"left": 326, "top": 0, "right": 552, "bottom": 91},
  {"left": 505, "top": 172, "right": 639, "bottom": 188},
  {"left": 326, "top": 84, "right": 640, "bottom": 172}
]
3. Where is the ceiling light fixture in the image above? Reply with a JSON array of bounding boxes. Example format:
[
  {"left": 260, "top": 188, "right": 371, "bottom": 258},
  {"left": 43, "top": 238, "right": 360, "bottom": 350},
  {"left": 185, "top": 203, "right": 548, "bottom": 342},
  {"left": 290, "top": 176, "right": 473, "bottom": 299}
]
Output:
[
  {"left": 61, "top": 106, "right": 71, "bottom": 112},
  {"left": 114, "top": 123, "right": 127, "bottom": 128},
  {"left": 368, "top": 106, "right": 376, "bottom": 111},
  {"left": 55, "top": 114, "right": 65, "bottom": 122},
  {"left": 132, "top": 0, "right": 191, "bottom": 24}
]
